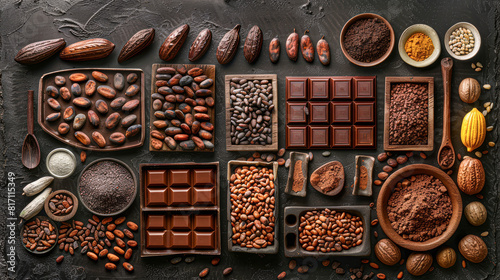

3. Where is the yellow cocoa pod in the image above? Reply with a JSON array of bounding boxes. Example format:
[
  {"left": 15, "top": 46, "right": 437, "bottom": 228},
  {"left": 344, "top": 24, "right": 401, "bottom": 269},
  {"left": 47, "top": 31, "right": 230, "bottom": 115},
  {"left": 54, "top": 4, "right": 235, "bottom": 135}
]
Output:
[{"left": 461, "top": 108, "right": 486, "bottom": 152}]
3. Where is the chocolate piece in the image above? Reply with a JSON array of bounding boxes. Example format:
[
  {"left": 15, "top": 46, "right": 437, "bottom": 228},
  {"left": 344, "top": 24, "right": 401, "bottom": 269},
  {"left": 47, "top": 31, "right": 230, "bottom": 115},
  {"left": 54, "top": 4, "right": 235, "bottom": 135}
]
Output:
[
  {"left": 193, "top": 232, "right": 215, "bottom": 249},
  {"left": 331, "top": 126, "right": 352, "bottom": 148},
  {"left": 308, "top": 102, "right": 330, "bottom": 124},
  {"left": 354, "top": 102, "right": 375, "bottom": 123},
  {"left": 146, "top": 188, "right": 168, "bottom": 206},
  {"left": 286, "top": 126, "right": 308, "bottom": 148},
  {"left": 308, "top": 126, "right": 330, "bottom": 148},
  {"left": 147, "top": 170, "right": 168, "bottom": 187},
  {"left": 354, "top": 77, "right": 375, "bottom": 99},
  {"left": 169, "top": 231, "right": 191, "bottom": 248},
  {"left": 147, "top": 215, "right": 167, "bottom": 230},
  {"left": 194, "top": 215, "right": 215, "bottom": 230},
  {"left": 168, "top": 188, "right": 191, "bottom": 205},
  {"left": 193, "top": 187, "right": 215, "bottom": 205},
  {"left": 331, "top": 102, "right": 352, "bottom": 123},
  {"left": 331, "top": 78, "right": 352, "bottom": 99},
  {"left": 193, "top": 169, "right": 215, "bottom": 187},
  {"left": 146, "top": 230, "right": 167, "bottom": 248},
  {"left": 169, "top": 169, "right": 191, "bottom": 187},
  {"left": 354, "top": 125, "right": 375, "bottom": 148},
  {"left": 286, "top": 77, "right": 308, "bottom": 100},
  {"left": 171, "top": 215, "right": 191, "bottom": 230},
  {"left": 308, "top": 78, "right": 329, "bottom": 100},
  {"left": 287, "top": 102, "right": 307, "bottom": 123}
]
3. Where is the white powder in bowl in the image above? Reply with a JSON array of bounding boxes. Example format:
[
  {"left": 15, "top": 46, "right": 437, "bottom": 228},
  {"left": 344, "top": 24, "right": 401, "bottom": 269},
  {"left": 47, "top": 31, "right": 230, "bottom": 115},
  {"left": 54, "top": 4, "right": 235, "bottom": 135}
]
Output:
[{"left": 48, "top": 151, "right": 76, "bottom": 176}]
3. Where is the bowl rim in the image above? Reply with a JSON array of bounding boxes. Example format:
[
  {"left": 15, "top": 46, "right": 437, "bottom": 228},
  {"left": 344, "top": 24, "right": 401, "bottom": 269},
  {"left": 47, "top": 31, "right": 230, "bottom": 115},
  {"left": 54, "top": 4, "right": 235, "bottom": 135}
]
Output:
[
  {"left": 77, "top": 157, "right": 137, "bottom": 217},
  {"left": 21, "top": 216, "right": 59, "bottom": 255},
  {"left": 46, "top": 148, "right": 77, "bottom": 179},
  {"left": 340, "top": 13, "right": 395, "bottom": 67},
  {"left": 398, "top": 24, "right": 441, "bottom": 68},
  {"left": 44, "top": 189, "right": 79, "bottom": 222},
  {"left": 444, "top": 22, "right": 481, "bottom": 60},
  {"left": 376, "top": 164, "right": 462, "bottom": 251}
]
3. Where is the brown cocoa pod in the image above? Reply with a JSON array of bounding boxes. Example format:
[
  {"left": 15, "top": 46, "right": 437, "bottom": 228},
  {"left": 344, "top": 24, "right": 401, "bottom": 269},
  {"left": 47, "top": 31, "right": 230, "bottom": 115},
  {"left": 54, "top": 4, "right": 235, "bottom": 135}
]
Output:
[
  {"left": 60, "top": 38, "right": 115, "bottom": 61},
  {"left": 73, "top": 97, "right": 92, "bottom": 108},
  {"left": 159, "top": 24, "right": 190, "bottom": 61},
  {"left": 46, "top": 112, "right": 61, "bottom": 122},
  {"left": 95, "top": 100, "right": 109, "bottom": 114},
  {"left": 63, "top": 106, "right": 76, "bottom": 122},
  {"left": 69, "top": 73, "right": 88, "bottom": 82},
  {"left": 121, "top": 115, "right": 137, "bottom": 127},
  {"left": 316, "top": 36, "right": 330, "bottom": 65},
  {"left": 300, "top": 30, "right": 314, "bottom": 62},
  {"left": 123, "top": 262, "right": 134, "bottom": 272},
  {"left": 110, "top": 97, "right": 127, "bottom": 110},
  {"left": 73, "top": 113, "right": 87, "bottom": 130},
  {"left": 189, "top": 28, "right": 212, "bottom": 61},
  {"left": 164, "top": 137, "right": 177, "bottom": 150},
  {"left": 286, "top": 29, "right": 299, "bottom": 61},
  {"left": 105, "top": 112, "right": 121, "bottom": 129},
  {"left": 114, "top": 73, "right": 125, "bottom": 91},
  {"left": 151, "top": 138, "right": 164, "bottom": 150},
  {"left": 127, "top": 73, "right": 138, "bottom": 84},
  {"left": 55, "top": 76, "right": 66, "bottom": 86},
  {"left": 105, "top": 263, "right": 117, "bottom": 270},
  {"left": 85, "top": 80, "right": 96, "bottom": 96},
  {"left": 125, "top": 84, "right": 140, "bottom": 97},
  {"left": 74, "top": 131, "right": 91, "bottom": 146},
  {"left": 157, "top": 67, "right": 176, "bottom": 75},
  {"left": 47, "top": 98, "right": 61, "bottom": 111},
  {"left": 71, "top": 83, "right": 82, "bottom": 97},
  {"left": 216, "top": 24, "right": 241, "bottom": 65},
  {"left": 97, "top": 85, "right": 117, "bottom": 99},
  {"left": 126, "top": 124, "right": 142, "bottom": 138},
  {"left": 195, "top": 89, "right": 212, "bottom": 97},
  {"left": 60, "top": 87, "right": 71, "bottom": 101},
  {"left": 58, "top": 123, "right": 70, "bottom": 135},
  {"left": 92, "top": 71, "right": 108, "bottom": 82},
  {"left": 151, "top": 130, "right": 165, "bottom": 140},
  {"left": 87, "top": 110, "right": 100, "bottom": 127},
  {"left": 15, "top": 38, "right": 66, "bottom": 65},
  {"left": 243, "top": 25, "right": 263, "bottom": 63},
  {"left": 45, "top": 86, "right": 59, "bottom": 98},
  {"left": 110, "top": 132, "right": 126, "bottom": 145},
  {"left": 269, "top": 37, "right": 280, "bottom": 63},
  {"left": 118, "top": 28, "right": 155, "bottom": 63},
  {"left": 192, "top": 136, "right": 205, "bottom": 149}
]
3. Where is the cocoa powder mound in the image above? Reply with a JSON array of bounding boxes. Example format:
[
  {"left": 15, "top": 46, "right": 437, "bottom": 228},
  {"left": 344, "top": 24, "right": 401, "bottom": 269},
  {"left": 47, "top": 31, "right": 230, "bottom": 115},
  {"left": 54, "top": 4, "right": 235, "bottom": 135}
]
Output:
[
  {"left": 343, "top": 18, "right": 391, "bottom": 63},
  {"left": 439, "top": 147, "right": 454, "bottom": 167},
  {"left": 292, "top": 160, "right": 304, "bottom": 192},
  {"left": 387, "top": 174, "right": 452, "bottom": 241},
  {"left": 359, "top": 166, "right": 368, "bottom": 190},
  {"left": 310, "top": 162, "right": 343, "bottom": 193}
]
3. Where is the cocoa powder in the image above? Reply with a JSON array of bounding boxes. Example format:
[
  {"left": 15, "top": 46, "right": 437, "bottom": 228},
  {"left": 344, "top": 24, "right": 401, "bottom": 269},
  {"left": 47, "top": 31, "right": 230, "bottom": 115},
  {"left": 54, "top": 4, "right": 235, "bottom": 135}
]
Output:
[
  {"left": 310, "top": 161, "right": 343, "bottom": 193},
  {"left": 387, "top": 174, "right": 452, "bottom": 241},
  {"left": 343, "top": 18, "right": 391, "bottom": 63},
  {"left": 439, "top": 147, "right": 454, "bottom": 167},
  {"left": 292, "top": 160, "right": 304, "bottom": 192},
  {"left": 359, "top": 166, "right": 368, "bottom": 190}
]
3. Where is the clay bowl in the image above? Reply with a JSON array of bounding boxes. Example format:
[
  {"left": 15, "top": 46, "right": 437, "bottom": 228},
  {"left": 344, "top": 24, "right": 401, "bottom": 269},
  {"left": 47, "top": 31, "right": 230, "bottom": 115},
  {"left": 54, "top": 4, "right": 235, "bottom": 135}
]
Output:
[
  {"left": 310, "top": 161, "right": 345, "bottom": 196},
  {"left": 21, "top": 216, "right": 58, "bottom": 255},
  {"left": 376, "top": 164, "right": 462, "bottom": 251},
  {"left": 340, "top": 13, "right": 395, "bottom": 67},
  {"left": 44, "top": 189, "right": 78, "bottom": 222}
]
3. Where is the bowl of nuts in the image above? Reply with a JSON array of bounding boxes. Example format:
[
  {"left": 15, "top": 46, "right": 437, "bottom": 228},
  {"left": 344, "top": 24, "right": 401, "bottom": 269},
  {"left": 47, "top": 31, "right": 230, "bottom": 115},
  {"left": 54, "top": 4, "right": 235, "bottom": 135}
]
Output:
[
  {"left": 21, "top": 216, "right": 59, "bottom": 254},
  {"left": 444, "top": 22, "right": 481, "bottom": 60},
  {"left": 44, "top": 189, "right": 78, "bottom": 222}
]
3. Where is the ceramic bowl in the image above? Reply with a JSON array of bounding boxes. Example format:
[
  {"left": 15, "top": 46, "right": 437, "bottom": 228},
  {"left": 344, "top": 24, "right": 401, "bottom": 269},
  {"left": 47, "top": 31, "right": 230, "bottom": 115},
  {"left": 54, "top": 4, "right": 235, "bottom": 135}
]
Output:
[
  {"left": 398, "top": 24, "right": 441, "bottom": 67},
  {"left": 376, "top": 164, "right": 462, "bottom": 251},
  {"left": 444, "top": 22, "right": 480, "bottom": 60},
  {"left": 340, "top": 13, "right": 395, "bottom": 67},
  {"left": 21, "top": 216, "right": 58, "bottom": 255},
  {"left": 44, "top": 189, "right": 79, "bottom": 222}
]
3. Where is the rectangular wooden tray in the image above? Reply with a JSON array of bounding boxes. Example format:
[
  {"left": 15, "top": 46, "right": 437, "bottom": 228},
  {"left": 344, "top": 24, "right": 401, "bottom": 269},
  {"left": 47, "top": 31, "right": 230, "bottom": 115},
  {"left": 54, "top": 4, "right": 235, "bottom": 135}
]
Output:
[
  {"left": 384, "top": 77, "right": 434, "bottom": 151},
  {"left": 225, "top": 74, "right": 278, "bottom": 151},
  {"left": 38, "top": 68, "right": 145, "bottom": 151},
  {"left": 227, "top": 160, "right": 279, "bottom": 254},
  {"left": 139, "top": 162, "right": 220, "bottom": 257},
  {"left": 284, "top": 206, "right": 371, "bottom": 257},
  {"left": 149, "top": 64, "right": 215, "bottom": 152}
]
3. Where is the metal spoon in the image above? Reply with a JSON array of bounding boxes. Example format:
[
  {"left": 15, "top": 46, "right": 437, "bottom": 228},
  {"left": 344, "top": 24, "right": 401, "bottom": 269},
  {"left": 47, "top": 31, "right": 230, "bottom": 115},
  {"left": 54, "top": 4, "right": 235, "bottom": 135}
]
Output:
[
  {"left": 22, "top": 90, "right": 41, "bottom": 169},
  {"left": 437, "top": 58, "right": 456, "bottom": 170}
]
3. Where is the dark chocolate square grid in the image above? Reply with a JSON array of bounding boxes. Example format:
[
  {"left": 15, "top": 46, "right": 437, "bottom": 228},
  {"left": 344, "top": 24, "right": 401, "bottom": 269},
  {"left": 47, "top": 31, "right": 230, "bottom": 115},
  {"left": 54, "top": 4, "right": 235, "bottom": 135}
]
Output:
[{"left": 286, "top": 76, "right": 376, "bottom": 149}]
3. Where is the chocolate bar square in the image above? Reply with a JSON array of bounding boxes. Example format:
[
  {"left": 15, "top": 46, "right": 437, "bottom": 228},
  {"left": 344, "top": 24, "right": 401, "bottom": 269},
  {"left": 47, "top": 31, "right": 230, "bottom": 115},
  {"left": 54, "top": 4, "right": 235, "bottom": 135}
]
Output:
[
  {"left": 331, "top": 126, "right": 352, "bottom": 148},
  {"left": 146, "top": 188, "right": 168, "bottom": 207},
  {"left": 354, "top": 102, "right": 375, "bottom": 123},
  {"left": 146, "top": 215, "right": 167, "bottom": 230},
  {"left": 308, "top": 78, "right": 330, "bottom": 100},
  {"left": 193, "top": 187, "right": 216, "bottom": 206},
  {"left": 308, "top": 102, "right": 330, "bottom": 124},
  {"left": 354, "top": 77, "right": 375, "bottom": 99},
  {"left": 169, "top": 231, "right": 191, "bottom": 248},
  {"left": 193, "top": 169, "right": 215, "bottom": 187},
  {"left": 287, "top": 102, "right": 307, "bottom": 123},
  {"left": 169, "top": 169, "right": 191, "bottom": 187},
  {"left": 286, "top": 126, "right": 308, "bottom": 148},
  {"left": 286, "top": 77, "right": 308, "bottom": 100},
  {"left": 308, "top": 126, "right": 330, "bottom": 148},
  {"left": 146, "top": 230, "right": 167, "bottom": 249},
  {"left": 331, "top": 102, "right": 352, "bottom": 123},
  {"left": 146, "top": 170, "right": 168, "bottom": 187},
  {"left": 167, "top": 188, "right": 191, "bottom": 206},
  {"left": 331, "top": 78, "right": 352, "bottom": 99},
  {"left": 354, "top": 125, "right": 375, "bottom": 148},
  {"left": 193, "top": 231, "right": 215, "bottom": 249},
  {"left": 193, "top": 214, "right": 215, "bottom": 231},
  {"left": 170, "top": 214, "right": 191, "bottom": 230}
]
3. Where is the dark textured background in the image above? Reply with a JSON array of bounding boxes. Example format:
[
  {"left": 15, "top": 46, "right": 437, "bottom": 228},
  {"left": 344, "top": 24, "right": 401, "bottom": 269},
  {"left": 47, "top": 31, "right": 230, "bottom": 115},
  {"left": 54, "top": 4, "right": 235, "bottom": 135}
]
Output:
[{"left": 0, "top": 0, "right": 498, "bottom": 279}]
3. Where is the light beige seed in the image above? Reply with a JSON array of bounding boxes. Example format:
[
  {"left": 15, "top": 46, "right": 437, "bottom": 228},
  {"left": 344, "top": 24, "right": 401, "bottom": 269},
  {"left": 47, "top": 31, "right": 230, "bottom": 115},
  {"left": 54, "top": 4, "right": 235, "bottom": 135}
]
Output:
[
  {"left": 477, "top": 62, "right": 483, "bottom": 68},
  {"left": 475, "top": 67, "right": 482, "bottom": 72},
  {"left": 484, "top": 102, "right": 491, "bottom": 108},
  {"left": 481, "top": 231, "right": 489, "bottom": 237},
  {"left": 487, "top": 107, "right": 491, "bottom": 113},
  {"left": 475, "top": 151, "right": 482, "bottom": 158},
  {"left": 487, "top": 126, "right": 494, "bottom": 131},
  {"left": 471, "top": 63, "right": 476, "bottom": 69},
  {"left": 483, "top": 110, "right": 488, "bottom": 116},
  {"left": 488, "top": 142, "right": 495, "bottom": 147},
  {"left": 483, "top": 84, "right": 491, "bottom": 90}
]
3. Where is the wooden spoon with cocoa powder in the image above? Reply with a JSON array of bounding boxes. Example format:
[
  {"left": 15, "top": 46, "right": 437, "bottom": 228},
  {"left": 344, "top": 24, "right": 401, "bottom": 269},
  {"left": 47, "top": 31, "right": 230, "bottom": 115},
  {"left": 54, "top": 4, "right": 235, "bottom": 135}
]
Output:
[{"left": 438, "top": 57, "right": 456, "bottom": 170}]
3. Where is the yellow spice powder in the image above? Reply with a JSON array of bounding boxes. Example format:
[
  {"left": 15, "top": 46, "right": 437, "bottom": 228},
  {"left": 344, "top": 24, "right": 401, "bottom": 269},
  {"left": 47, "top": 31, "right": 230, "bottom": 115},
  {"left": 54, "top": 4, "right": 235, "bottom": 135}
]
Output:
[{"left": 405, "top": 32, "right": 434, "bottom": 61}]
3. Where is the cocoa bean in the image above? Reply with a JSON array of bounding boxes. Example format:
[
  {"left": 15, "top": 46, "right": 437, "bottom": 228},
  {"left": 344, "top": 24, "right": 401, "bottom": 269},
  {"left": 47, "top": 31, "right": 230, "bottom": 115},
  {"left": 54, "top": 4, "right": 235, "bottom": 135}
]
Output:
[
  {"left": 127, "top": 73, "right": 138, "bottom": 84},
  {"left": 126, "top": 124, "right": 142, "bottom": 138},
  {"left": 47, "top": 98, "right": 61, "bottom": 111},
  {"left": 63, "top": 106, "right": 76, "bottom": 122},
  {"left": 151, "top": 138, "right": 163, "bottom": 150},
  {"left": 194, "top": 113, "right": 210, "bottom": 121},
  {"left": 74, "top": 131, "right": 91, "bottom": 146},
  {"left": 85, "top": 80, "right": 96, "bottom": 96},
  {"left": 180, "top": 123, "right": 191, "bottom": 134},
  {"left": 125, "top": 84, "right": 140, "bottom": 97},
  {"left": 105, "top": 112, "right": 121, "bottom": 129},
  {"left": 194, "top": 75, "right": 207, "bottom": 83},
  {"left": 109, "top": 132, "right": 126, "bottom": 145},
  {"left": 15, "top": 38, "right": 66, "bottom": 65},
  {"left": 46, "top": 112, "right": 61, "bottom": 122},
  {"left": 73, "top": 114, "right": 87, "bottom": 130},
  {"left": 300, "top": 30, "right": 314, "bottom": 62},
  {"left": 95, "top": 100, "right": 109, "bottom": 114},
  {"left": 191, "top": 121, "right": 201, "bottom": 134},
  {"left": 168, "top": 74, "right": 182, "bottom": 86},
  {"left": 60, "top": 38, "right": 115, "bottom": 61},
  {"left": 165, "top": 127, "right": 182, "bottom": 136},
  {"left": 269, "top": 37, "right": 280, "bottom": 63},
  {"left": 121, "top": 114, "right": 137, "bottom": 127},
  {"left": 243, "top": 25, "right": 263, "bottom": 63},
  {"left": 180, "top": 140, "right": 195, "bottom": 150},
  {"left": 195, "top": 89, "right": 212, "bottom": 97},
  {"left": 192, "top": 136, "right": 205, "bottom": 149},
  {"left": 157, "top": 67, "right": 176, "bottom": 75},
  {"left": 174, "top": 134, "right": 189, "bottom": 141},
  {"left": 179, "top": 76, "right": 193, "bottom": 87},
  {"left": 316, "top": 36, "right": 330, "bottom": 65},
  {"left": 110, "top": 97, "right": 127, "bottom": 110},
  {"left": 189, "top": 28, "right": 212, "bottom": 61},
  {"left": 58, "top": 123, "right": 70, "bottom": 135},
  {"left": 205, "top": 97, "right": 215, "bottom": 107},
  {"left": 164, "top": 137, "right": 177, "bottom": 150},
  {"left": 286, "top": 29, "right": 299, "bottom": 61},
  {"left": 179, "top": 103, "right": 192, "bottom": 114},
  {"left": 92, "top": 71, "right": 108, "bottom": 82},
  {"left": 118, "top": 28, "right": 155, "bottom": 63},
  {"left": 159, "top": 24, "right": 190, "bottom": 61},
  {"left": 72, "top": 97, "right": 91, "bottom": 108},
  {"left": 200, "top": 122, "right": 214, "bottom": 131},
  {"left": 158, "top": 86, "right": 174, "bottom": 95},
  {"left": 55, "top": 76, "right": 66, "bottom": 86},
  {"left": 216, "top": 24, "right": 241, "bottom": 64},
  {"left": 123, "top": 262, "right": 134, "bottom": 272},
  {"left": 69, "top": 73, "right": 88, "bottom": 83},
  {"left": 105, "top": 263, "right": 117, "bottom": 270},
  {"left": 200, "top": 79, "right": 213, "bottom": 88},
  {"left": 114, "top": 73, "right": 125, "bottom": 91},
  {"left": 60, "top": 87, "right": 71, "bottom": 101},
  {"left": 46, "top": 86, "right": 59, "bottom": 98},
  {"left": 97, "top": 85, "right": 117, "bottom": 99},
  {"left": 87, "top": 110, "right": 100, "bottom": 127},
  {"left": 153, "top": 120, "right": 168, "bottom": 129}
]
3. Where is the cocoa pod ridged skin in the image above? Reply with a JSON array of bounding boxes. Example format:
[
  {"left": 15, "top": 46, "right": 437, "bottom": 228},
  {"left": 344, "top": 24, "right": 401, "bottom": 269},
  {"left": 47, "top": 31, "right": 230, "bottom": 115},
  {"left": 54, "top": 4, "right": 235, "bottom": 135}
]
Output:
[
  {"left": 189, "top": 28, "right": 212, "bottom": 62},
  {"left": 118, "top": 28, "right": 155, "bottom": 63},
  {"left": 60, "top": 38, "right": 115, "bottom": 61},
  {"left": 243, "top": 25, "right": 263, "bottom": 63},
  {"left": 286, "top": 29, "right": 299, "bottom": 61},
  {"left": 15, "top": 38, "right": 66, "bottom": 65},
  {"left": 300, "top": 31, "right": 314, "bottom": 62},
  {"left": 316, "top": 37, "right": 330, "bottom": 65},
  {"left": 216, "top": 24, "right": 241, "bottom": 65},
  {"left": 269, "top": 37, "right": 280, "bottom": 63},
  {"left": 159, "top": 24, "right": 190, "bottom": 61}
]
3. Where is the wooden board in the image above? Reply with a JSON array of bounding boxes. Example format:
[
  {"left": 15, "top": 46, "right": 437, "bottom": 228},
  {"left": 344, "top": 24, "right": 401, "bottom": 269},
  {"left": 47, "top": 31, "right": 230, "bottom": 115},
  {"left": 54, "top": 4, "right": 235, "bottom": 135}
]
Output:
[
  {"left": 149, "top": 64, "right": 215, "bottom": 152},
  {"left": 384, "top": 77, "right": 434, "bottom": 151},
  {"left": 225, "top": 74, "right": 278, "bottom": 151},
  {"left": 38, "top": 68, "right": 145, "bottom": 151}
]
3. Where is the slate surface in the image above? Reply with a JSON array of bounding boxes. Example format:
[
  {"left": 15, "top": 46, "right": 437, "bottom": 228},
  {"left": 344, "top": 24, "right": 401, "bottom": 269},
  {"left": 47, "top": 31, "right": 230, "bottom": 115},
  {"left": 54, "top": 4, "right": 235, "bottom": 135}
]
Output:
[{"left": 0, "top": 0, "right": 498, "bottom": 279}]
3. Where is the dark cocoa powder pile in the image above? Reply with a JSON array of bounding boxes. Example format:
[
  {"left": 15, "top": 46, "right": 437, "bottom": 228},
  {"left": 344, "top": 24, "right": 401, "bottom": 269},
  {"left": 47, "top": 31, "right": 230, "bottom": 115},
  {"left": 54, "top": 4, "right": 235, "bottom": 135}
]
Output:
[
  {"left": 79, "top": 160, "right": 135, "bottom": 214},
  {"left": 359, "top": 166, "right": 368, "bottom": 190},
  {"left": 387, "top": 174, "right": 452, "bottom": 241},
  {"left": 439, "top": 147, "right": 454, "bottom": 167},
  {"left": 343, "top": 18, "right": 391, "bottom": 63},
  {"left": 389, "top": 83, "right": 429, "bottom": 145},
  {"left": 292, "top": 160, "right": 304, "bottom": 192}
]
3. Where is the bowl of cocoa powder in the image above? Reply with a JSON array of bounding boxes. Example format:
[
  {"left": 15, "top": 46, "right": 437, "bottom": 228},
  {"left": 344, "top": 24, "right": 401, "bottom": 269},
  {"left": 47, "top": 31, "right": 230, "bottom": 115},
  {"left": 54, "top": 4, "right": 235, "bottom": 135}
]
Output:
[{"left": 376, "top": 164, "right": 462, "bottom": 251}]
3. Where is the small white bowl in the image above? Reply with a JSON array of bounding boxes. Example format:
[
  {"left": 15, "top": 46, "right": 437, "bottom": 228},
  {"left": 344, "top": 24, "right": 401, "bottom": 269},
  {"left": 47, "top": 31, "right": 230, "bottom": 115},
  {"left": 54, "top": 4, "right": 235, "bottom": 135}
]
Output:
[
  {"left": 46, "top": 148, "right": 77, "bottom": 179},
  {"left": 398, "top": 24, "right": 441, "bottom": 68},
  {"left": 444, "top": 22, "right": 481, "bottom": 60}
]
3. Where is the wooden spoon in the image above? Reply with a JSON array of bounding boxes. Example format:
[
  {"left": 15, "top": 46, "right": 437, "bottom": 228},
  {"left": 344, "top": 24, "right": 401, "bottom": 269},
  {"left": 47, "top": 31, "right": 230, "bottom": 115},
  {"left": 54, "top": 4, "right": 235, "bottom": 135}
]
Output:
[
  {"left": 437, "top": 58, "right": 455, "bottom": 170},
  {"left": 22, "top": 90, "right": 41, "bottom": 169}
]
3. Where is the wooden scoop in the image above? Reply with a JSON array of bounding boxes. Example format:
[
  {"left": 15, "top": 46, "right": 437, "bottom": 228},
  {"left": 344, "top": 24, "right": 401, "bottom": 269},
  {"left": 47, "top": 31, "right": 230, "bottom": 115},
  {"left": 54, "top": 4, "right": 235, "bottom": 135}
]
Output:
[
  {"left": 437, "top": 58, "right": 456, "bottom": 170},
  {"left": 22, "top": 90, "right": 41, "bottom": 169}
]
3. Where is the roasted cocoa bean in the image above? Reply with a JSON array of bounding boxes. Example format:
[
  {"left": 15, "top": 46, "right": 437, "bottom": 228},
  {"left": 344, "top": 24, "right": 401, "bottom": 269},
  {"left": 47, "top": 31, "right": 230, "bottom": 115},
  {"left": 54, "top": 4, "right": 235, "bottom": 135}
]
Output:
[
  {"left": 55, "top": 76, "right": 66, "bottom": 86},
  {"left": 243, "top": 25, "right": 263, "bottom": 63},
  {"left": 46, "top": 86, "right": 59, "bottom": 98},
  {"left": 157, "top": 67, "right": 176, "bottom": 75},
  {"left": 159, "top": 24, "right": 190, "bottom": 61},
  {"left": 153, "top": 120, "right": 169, "bottom": 129},
  {"left": 123, "top": 262, "right": 134, "bottom": 272},
  {"left": 180, "top": 140, "right": 195, "bottom": 150},
  {"left": 114, "top": 73, "right": 125, "bottom": 91},
  {"left": 46, "top": 112, "right": 61, "bottom": 122},
  {"left": 74, "top": 131, "right": 91, "bottom": 146},
  {"left": 73, "top": 114, "right": 87, "bottom": 130},
  {"left": 126, "top": 124, "right": 142, "bottom": 138},
  {"left": 109, "top": 132, "right": 126, "bottom": 145},
  {"left": 121, "top": 114, "right": 137, "bottom": 128},
  {"left": 110, "top": 97, "right": 127, "bottom": 110},
  {"left": 125, "top": 84, "right": 140, "bottom": 97},
  {"left": 95, "top": 99, "right": 109, "bottom": 114},
  {"left": 118, "top": 28, "right": 155, "bottom": 63},
  {"left": 71, "top": 83, "right": 82, "bottom": 97},
  {"left": 60, "top": 87, "right": 71, "bottom": 101},
  {"left": 300, "top": 30, "right": 314, "bottom": 62},
  {"left": 316, "top": 36, "right": 330, "bottom": 65},
  {"left": 151, "top": 138, "right": 163, "bottom": 150},
  {"left": 127, "top": 73, "right": 138, "bottom": 84},
  {"left": 87, "top": 110, "right": 100, "bottom": 127},
  {"left": 72, "top": 97, "right": 91, "bottom": 108},
  {"left": 92, "top": 71, "right": 108, "bottom": 82},
  {"left": 205, "top": 97, "right": 215, "bottom": 107},
  {"left": 164, "top": 137, "right": 177, "bottom": 150},
  {"left": 58, "top": 123, "right": 70, "bottom": 135},
  {"left": 105, "top": 112, "right": 121, "bottom": 129},
  {"left": 63, "top": 106, "right": 76, "bottom": 122},
  {"left": 85, "top": 80, "right": 96, "bottom": 96},
  {"left": 47, "top": 98, "right": 61, "bottom": 111},
  {"left": 200, "top": 79, "right": 213, "bottom": 88},
  {"left": 216, "top": 24, "right": 241, "bottom": 64},
  {"left": 286, "top": 29, "right": 299, "bottom": 61},
  {"left": 69, "top": 73, "right": 88, "bottom": 82},
  {"left": 97, "top": 85, "right": 117, "bottom": 99},
  {"left": 151, "top": 130, "right": 165, "bottom": 140},
  {"left": 60, "top": 38, "right": 115, "bottom": 61}
]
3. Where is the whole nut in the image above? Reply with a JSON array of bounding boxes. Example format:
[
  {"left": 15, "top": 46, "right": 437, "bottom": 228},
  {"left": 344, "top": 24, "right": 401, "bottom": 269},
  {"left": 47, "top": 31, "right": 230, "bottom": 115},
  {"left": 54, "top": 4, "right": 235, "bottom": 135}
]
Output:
[
  {"left": 406, "top": 252, "right": 433, "bottom": 276},
  {"left": 374, "top": 239, "right": 401, "bottom": 266},
  {"left": 459, "top": 78, "right": 481, "bottom": 103},
  {"left": 458, "top": 234, "right": 488, "bottom": 263},
  {"left": 436, "top": 246, "right": 457, "bottom": 268},
  {"left": 464, "top": 201, "right": 487, "bottom": 226}
]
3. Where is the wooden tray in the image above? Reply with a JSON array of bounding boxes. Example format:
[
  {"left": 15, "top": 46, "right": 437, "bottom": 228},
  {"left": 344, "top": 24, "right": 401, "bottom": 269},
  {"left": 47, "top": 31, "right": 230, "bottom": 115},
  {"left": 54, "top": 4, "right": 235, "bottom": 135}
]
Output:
[
  {"left": 225, "top": 74, "right": 278, "bottom": 151},
  {"left": 384, "top": 77, "right": 434, "bottom": 151},
  {"left": 284, "top": 206, "right": 371, "bottom": 257},
  {"left": 149, "top": 64, "right": 215, "bottom": 152},
  {"left": 227, "top": 160, "right": 279, "bottom": 254},
  {"left": 38, "top": 68, "right": 145, "bottom": 151}
]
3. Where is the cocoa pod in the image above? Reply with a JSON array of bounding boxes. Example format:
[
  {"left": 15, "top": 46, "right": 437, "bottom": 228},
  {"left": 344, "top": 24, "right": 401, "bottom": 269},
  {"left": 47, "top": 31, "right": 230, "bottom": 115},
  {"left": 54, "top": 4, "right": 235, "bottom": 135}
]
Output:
[
  {"left": 125, "top": 84, "right": 140, "bottom": 97},
  {"left": 46, "top": 86, "right": 59, "bottom": 98},
  {"left": 74, "top": 131, "right": 91, "bottom": 146},
  {"left": 316, "top": 36, "right": 330, "bottom": 66},
  {"left": 69, "top": 73, "right": 88, "bottom": 82},
  {"left": 159, "top": 24, "right": 190, "bottom": 61},
  {"left": 85, "top": 80, "right": 96, "bottom": 96},
  {"left": 269, "top": 37, "right": 280, "bottom": 63},
  {"left": 46, "top": 112, "right": 61, "bottom": 122},
  {"left": 127, "top": 73, "right": 138, "bottom": 83},
  {"left": 122, "top": 100, "right": 140, "bottom": 112},
  {"left": 121, "top": 115, "right": 137, "bottom": 127},
  {"left": 95, "top": 100, "right": 109, "bottom": 114},
  {"left": 71, "top": 83, "right": 82, "bottom": 97},
  {"left": 63, "top": 106, "right": 76, "bottom": 122},
  {"left": 15, "top": 38, "right": 66, "bottom": 65},
  {"left": 73, "top": 114, "right": 87, "bottom": 130},
  {"left": 58, "top": 123, "right": 70, "bottom": 135},
  {"left": 151, "top": 138, "right": 163, "bottom": 150},
  {"left": 110, "top": 97, "right": 127, "bottom": 110},
  {"left": 55, "top": 76, "right": 66, "bottom": 86},
  {"left": 97, "top": 85, "right": 117, "bottom": 99},
  {"left": 216, "top": 24, "right": 241, "bottom": 65},
  {"left": 92, "top": 71, "right": 108, "bottom": 82},
  {"left": 92, "top": 131, "right": 106, "bottom": 148},
  {"left": 300, "top": 30, "right": 314, "bottom": 62},
  {"left": 60, "top": 38, "right": 115, "bottom": 61},
  {"left": 109, "top": 132, "right": 126, "bottom": 145},
  {"left": 47, "top": 98, "right": 61, "bottom": 111},
  {"left": 286, "top": 29, "right": 299, "bottom": 61},
  {"left": 243, "top": 25, "right": 263, "bottom": 63},
  {"left": 114, "top": 73, "right": 125, "bottom": 91},
  {"left": 189, "top": 28, "right": 212, "bottom": 61},
  {"left": 60, "top": 87, "right": 71, "bottom": 101},
  {"left": 87, "top": 110, "right": 100, "bottom": 127},
  {"left": 72, "top": 97, "right": 91, "bottom": 108},
  {"left": 118, "top": 28, "right": 155, "bottom": 63},
  {"left": 164, "top": 137, "right": 177, "bottom": 150},
  {"left": 105, "top": 112, "right": 121, "bottom": 129},
  {"left": 126, "top": 124, "right": 142, "bottom": 138}
]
